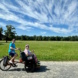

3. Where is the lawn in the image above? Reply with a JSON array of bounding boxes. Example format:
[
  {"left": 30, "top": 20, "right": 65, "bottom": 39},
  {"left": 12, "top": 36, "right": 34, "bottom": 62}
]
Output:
[{"left": 0, "top": 41, "right": 78, "bottom": 61}]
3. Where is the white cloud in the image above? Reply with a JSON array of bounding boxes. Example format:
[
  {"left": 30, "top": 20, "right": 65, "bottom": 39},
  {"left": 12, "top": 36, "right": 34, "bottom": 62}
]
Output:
[
  {"left": 41, "top": 31, "right": 46, "bottom": 35},
  {"left": 64, "top": 1, "right": 77, "bottom": 19},
  {"left": 17, "top": 25, "right": 32, "bottom": 31},
  {"left": 0, "top": 0, "right": 78, "bottom": 34}
]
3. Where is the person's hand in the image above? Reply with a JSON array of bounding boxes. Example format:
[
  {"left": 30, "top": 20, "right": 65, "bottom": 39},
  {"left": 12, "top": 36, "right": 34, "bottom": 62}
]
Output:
[
  {"left": 16, "top": 48, "right": 19, "bottom": 50},
  {"left": 31, "top": 50, "right": 34, "bottom": 53},
  {"left": 18, "top": 48, "right": 21, "bottom": 51}
]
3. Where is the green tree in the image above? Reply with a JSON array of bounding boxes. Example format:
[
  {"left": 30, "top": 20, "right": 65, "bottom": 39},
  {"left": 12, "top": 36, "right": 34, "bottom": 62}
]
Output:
[
  {"left": 33, "top": 35, "right": 36, "bottom": 40},
  {"left": 37, "top": 36, "right": 42, "bottom": 41},
  {"left": 0, "top": 27, "right": 3, "bottom": 40},
  {"left": 21, "top": 35, "right": 26, "bottom": 40},
  {"left": 4, "top": 25, "right": 16, "bottom": 42}
]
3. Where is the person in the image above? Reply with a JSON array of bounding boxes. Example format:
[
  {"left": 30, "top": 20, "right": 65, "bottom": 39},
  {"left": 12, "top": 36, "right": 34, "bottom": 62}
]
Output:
[
  {"left": 8, "top": 39, "right": 18, "bottom": 65},
  {"left": 24, "top": 44, "right": 38, "bottom": 63}
]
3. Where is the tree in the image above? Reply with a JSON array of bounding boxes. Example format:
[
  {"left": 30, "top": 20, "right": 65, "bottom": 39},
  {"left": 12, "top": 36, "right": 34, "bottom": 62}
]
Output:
[
  {"left": 56, "top": 36, "right": 61, "bottom": 41},
  {"left": 0, "top": 27, "right": 3, "bottom": 40},
  {"left": 37, "top": 36, "right": 42, "bottom": 41},
  {"left": 33, "top": 35, "right": 36, "bottom": 40},
  {"left": 21, "top": 35, "right": 26, "bottom": 40},
  {"left": 42, "top": 36, "right": 47, "bottom": 41},
  {"left": 4, "top": 25, "right": 16, "bottom": 42}
]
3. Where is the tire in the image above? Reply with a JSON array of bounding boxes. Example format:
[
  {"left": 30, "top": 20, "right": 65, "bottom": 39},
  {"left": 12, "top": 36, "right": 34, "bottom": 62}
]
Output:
[
  {"left": 0, "top": 59, "right": 11, "bottom": 71},
  {"left": 25, "top": 62, "right": 35, "bottom": 72}
]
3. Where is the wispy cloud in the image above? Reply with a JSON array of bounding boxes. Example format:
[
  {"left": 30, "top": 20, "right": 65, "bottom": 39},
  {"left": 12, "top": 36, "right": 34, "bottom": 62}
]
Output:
[
  {"left": 17, "top": 25, "right": 33, "bottom": 31},
  {"left": 0, "top": 0, "right": 78, "bottom": 35},
  {"left": 41, "top": 31, "right": 46, "bottom": 36}
]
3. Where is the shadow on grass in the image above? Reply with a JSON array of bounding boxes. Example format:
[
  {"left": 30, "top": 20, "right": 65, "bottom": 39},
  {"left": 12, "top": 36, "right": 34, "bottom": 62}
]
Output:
[
  {"left": 9, "top": 65, "right": 50, "bottom": 72},
  {"left": 0, "top": 43, "right": 4, "bottom": 45}
]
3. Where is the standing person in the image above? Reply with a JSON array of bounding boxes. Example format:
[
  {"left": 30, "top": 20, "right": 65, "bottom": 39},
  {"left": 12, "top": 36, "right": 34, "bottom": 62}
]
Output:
[{"left": 8, "top": 39, "right": 18, "bottom": 65}]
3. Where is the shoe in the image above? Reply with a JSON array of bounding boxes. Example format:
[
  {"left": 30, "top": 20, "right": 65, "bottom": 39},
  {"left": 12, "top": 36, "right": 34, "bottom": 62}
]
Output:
[
  {"left": 37, "top": 61, "right": 40, "bottom": 64},
  {"left": 37, "top": 62, "right": 40, "bottom": 65},
  {"left": 12, "top": 63, "right": 17, "bottom": 67},
  {"left": 37, "top": 61, "right": 40, "bottom": 63},
  {"left": 9, "top": 60, "right": 13, "bottom": 64}
]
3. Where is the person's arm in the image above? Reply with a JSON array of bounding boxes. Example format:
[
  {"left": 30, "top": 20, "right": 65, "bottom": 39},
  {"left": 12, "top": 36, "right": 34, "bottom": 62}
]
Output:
[
  {"left": 10, "top": 43, "right": 18, "bottom": 50},
  {"left": 24, "top": 49, "right": 29, "bottom": 56},
  {"left": 10, "top": 47, "right": 18, "bottom": 50}
]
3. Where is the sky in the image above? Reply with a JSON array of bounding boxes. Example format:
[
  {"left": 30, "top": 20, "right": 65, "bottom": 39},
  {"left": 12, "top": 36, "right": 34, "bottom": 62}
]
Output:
[{"left": 0, "top": 0, "right": 78, "bottom": 36}]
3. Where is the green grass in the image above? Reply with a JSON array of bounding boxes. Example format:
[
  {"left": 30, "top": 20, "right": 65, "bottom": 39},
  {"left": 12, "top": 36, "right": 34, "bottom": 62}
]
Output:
[{"left": 0, "top": 41, "right": 78, "bottom": 61}]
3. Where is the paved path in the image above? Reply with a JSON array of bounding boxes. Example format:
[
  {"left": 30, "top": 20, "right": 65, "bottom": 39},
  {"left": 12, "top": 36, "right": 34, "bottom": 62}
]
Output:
[{"left": 0, "top": 61, "right": 78, "bottom": 78}]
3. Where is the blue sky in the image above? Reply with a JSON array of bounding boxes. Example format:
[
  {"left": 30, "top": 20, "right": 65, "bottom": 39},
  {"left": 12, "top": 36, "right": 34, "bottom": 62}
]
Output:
[{"left": 0, "top": 0, "right": 78, "bottom": 36}]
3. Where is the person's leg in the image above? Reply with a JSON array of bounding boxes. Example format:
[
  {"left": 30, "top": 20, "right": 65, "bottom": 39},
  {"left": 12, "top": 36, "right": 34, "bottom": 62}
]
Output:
[
  {"left": 33, "top": 54, "right": 38, "bottom": 63},
  {"left": 9, "top": 53, "right": 18, "bottom": 63},
  {"left": 11, "top": 54, "right": 18, "bottom": 62},
  {"left": 33, "top": 54, "right": 40, "bottom": 65}
]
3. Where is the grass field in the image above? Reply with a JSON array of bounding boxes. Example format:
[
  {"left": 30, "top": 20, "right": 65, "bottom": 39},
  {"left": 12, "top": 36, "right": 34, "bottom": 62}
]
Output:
[{"left": 0, "top": 41, "right": 78, "bottom": 61}]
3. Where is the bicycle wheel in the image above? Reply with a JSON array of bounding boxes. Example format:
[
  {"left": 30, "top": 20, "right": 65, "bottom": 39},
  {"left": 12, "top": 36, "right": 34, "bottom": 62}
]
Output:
[
  {"left": 0, "top": 59, "right": 11, "bottom": 71},
  {"left": 25, "top": 62, "right": 35, "bottom": 72}
]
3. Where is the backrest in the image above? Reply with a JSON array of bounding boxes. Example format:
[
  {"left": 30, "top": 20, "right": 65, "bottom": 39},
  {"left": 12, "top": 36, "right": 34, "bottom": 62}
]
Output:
[{"left": 20, "top": 52, "right": 27, "bottom": 61}]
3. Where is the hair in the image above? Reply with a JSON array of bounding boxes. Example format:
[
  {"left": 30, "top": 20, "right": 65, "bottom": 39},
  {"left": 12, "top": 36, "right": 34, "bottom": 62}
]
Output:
[
  {"left": 25, "top": 44, "right": 29, "bottom": 48},
  {"left": 12, "top": 39, "right": 15, "bottom": 41}
]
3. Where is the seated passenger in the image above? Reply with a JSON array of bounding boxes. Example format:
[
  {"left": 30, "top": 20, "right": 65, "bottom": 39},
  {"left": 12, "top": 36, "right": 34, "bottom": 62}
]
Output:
[{"left": 24, "top": 44, "right": 38, "bottom": 63}]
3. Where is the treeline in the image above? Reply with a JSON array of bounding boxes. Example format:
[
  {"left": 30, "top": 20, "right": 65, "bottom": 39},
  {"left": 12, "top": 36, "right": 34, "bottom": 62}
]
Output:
[
  {"left": 15, "top": 35, "right": 78, "bottom": 41},
  {"left": 0, "top": 25, "right": 78, "bottom": 42}
]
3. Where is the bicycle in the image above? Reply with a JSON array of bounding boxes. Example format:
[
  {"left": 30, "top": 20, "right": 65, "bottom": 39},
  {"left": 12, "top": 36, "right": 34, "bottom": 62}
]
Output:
[{"left": 0, "top": 50, "right": 40, "bottom": 72}]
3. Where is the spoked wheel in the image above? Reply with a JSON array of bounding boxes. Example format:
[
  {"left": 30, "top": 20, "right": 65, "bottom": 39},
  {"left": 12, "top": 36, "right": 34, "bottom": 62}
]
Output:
[
  {"left": 25, "top": 63, "right": 35, "bottom": 72},
  {"left": 0, "top": 59, "right": 11, "bottom": 71}
]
